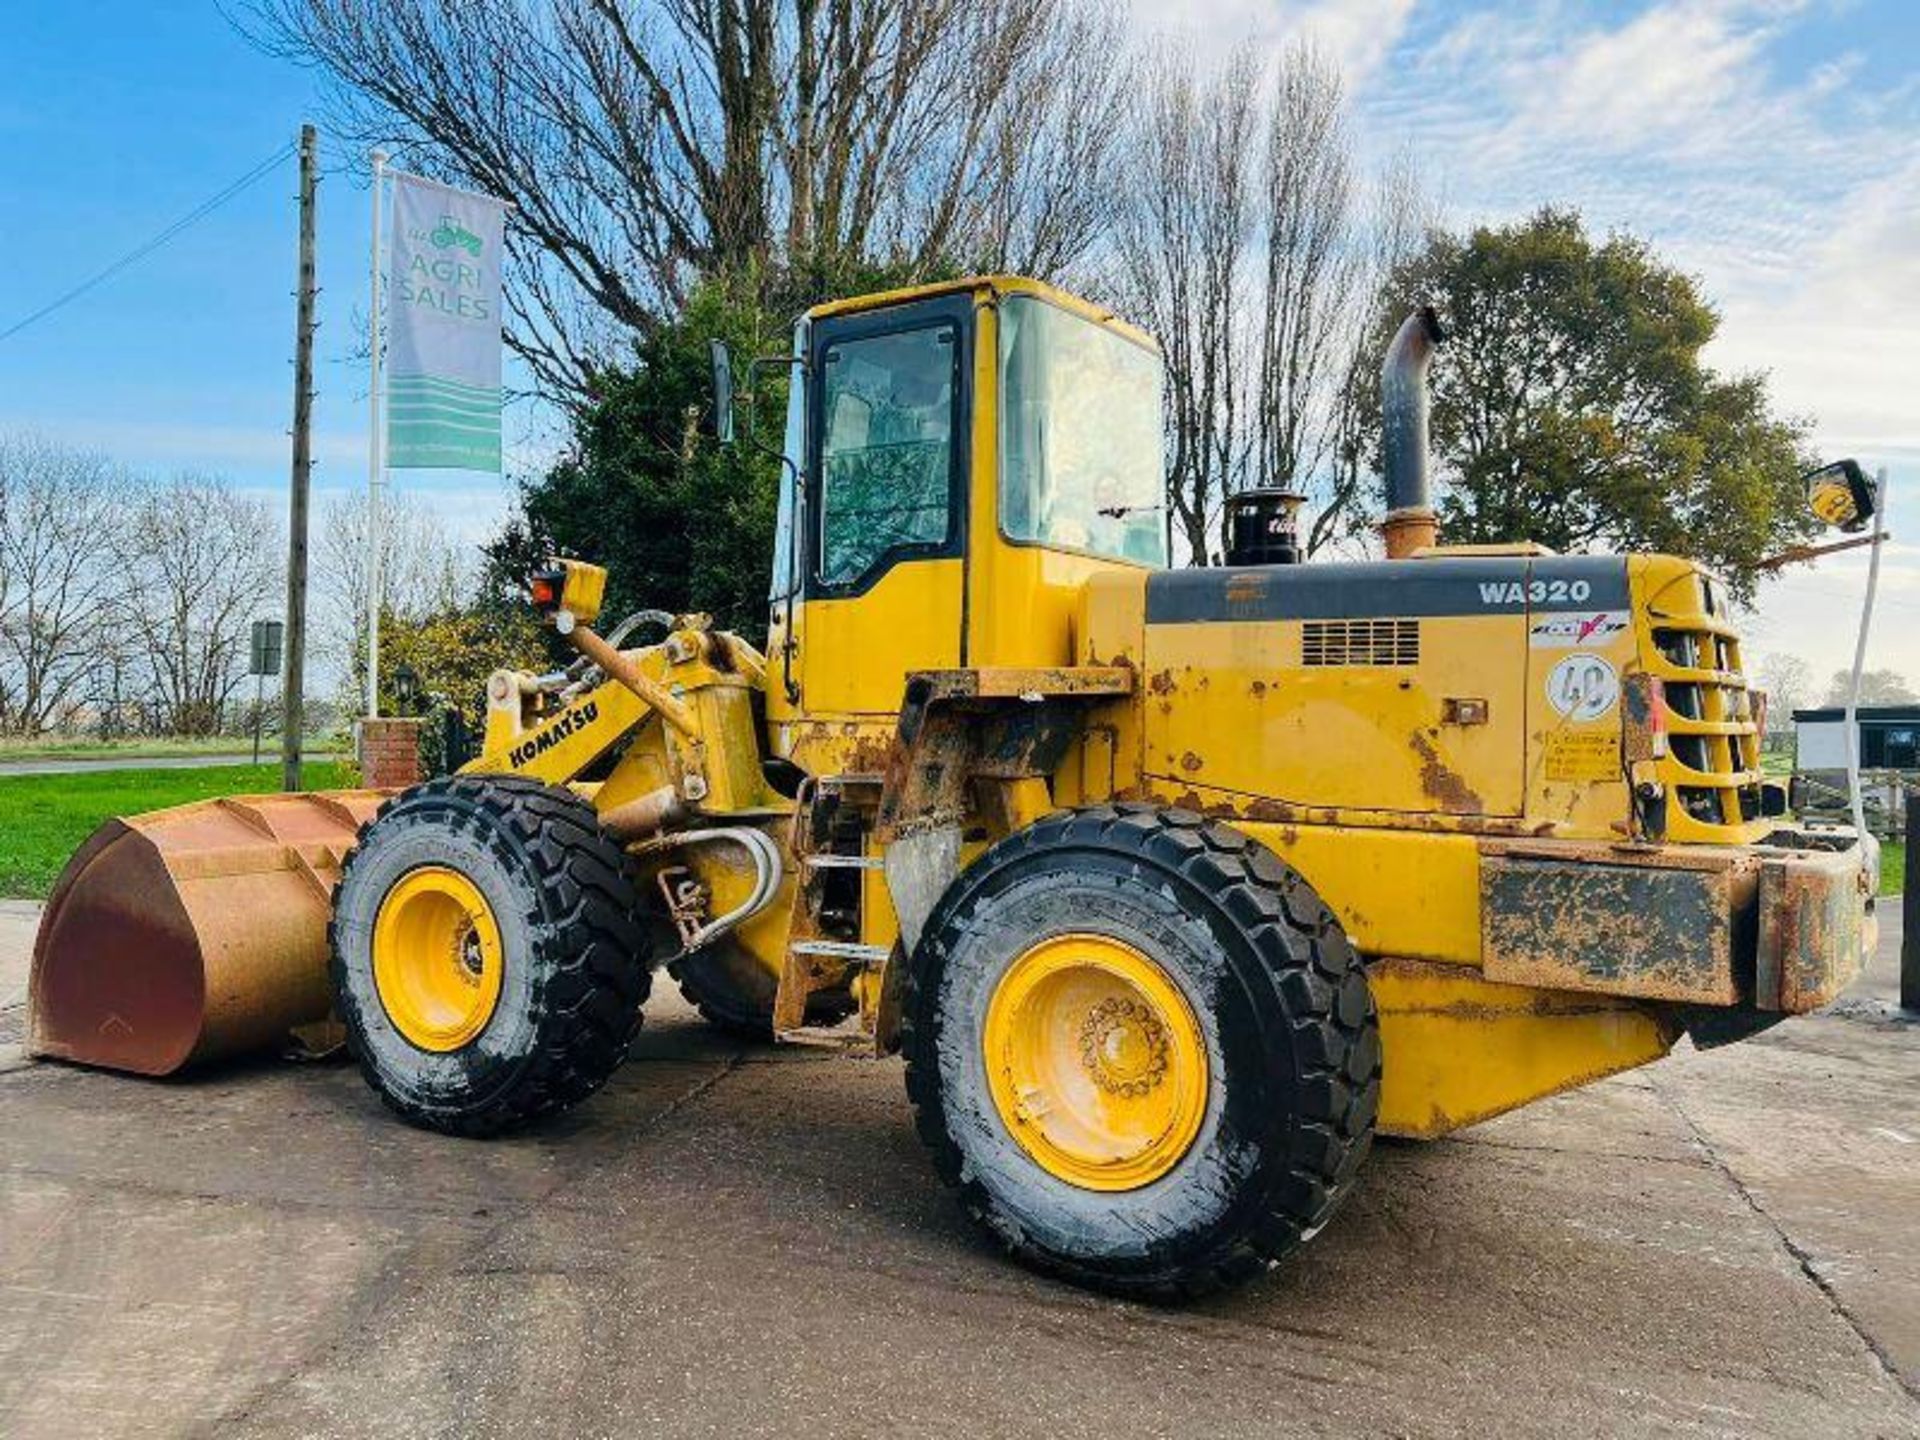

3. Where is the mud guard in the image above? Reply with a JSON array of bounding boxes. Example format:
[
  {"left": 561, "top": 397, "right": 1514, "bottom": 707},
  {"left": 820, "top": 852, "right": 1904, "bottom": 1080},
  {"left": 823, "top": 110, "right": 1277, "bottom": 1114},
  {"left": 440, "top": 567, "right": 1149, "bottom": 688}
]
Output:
[{"left": 868, "top": 666, "right": 1133, "bottom": 1053}]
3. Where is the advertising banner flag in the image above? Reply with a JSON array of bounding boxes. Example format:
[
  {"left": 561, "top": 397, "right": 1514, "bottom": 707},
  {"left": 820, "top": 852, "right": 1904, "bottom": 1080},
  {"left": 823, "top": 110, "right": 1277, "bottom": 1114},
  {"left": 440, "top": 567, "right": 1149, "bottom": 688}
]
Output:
[{"left": 386, "top": 172, "right": 506, "bottom": 472}]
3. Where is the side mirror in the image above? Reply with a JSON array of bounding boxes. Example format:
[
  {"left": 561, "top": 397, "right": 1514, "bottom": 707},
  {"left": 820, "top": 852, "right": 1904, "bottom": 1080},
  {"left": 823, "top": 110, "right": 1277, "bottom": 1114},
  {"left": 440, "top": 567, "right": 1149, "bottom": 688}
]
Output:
[
  {"left": 709, "top": 339, "right": 736, "bottom": 446},
  {"left": 1804, "top": 458, "right": 1873, "bottom": 533}
]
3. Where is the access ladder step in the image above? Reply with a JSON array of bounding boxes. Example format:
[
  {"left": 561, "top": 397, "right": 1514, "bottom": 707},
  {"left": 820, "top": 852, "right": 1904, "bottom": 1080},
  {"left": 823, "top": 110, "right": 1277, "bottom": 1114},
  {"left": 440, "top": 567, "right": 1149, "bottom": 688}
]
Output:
[
  {"left": 788, "top": 940, "right": 891, "bottom": 965},
  {"left": 776, "top": 1020, "right": 872, "bottom": 1050},
  {"left": 816, "top": 772, "right": 884, "bottom": 789},
  {"left": 802, "top": 853, "right": 885, "bottom": 871}
]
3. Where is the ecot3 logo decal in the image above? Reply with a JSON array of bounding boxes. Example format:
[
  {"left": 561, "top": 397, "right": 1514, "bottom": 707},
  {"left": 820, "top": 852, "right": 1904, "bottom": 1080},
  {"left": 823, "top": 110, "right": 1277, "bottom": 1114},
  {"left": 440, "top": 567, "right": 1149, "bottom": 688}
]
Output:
[
  {"left": 1528, "top": 610, "right": 1630, "bottom": 648},
  {"left": 508, "top": 700, "right": 599, "bottom": 768}
]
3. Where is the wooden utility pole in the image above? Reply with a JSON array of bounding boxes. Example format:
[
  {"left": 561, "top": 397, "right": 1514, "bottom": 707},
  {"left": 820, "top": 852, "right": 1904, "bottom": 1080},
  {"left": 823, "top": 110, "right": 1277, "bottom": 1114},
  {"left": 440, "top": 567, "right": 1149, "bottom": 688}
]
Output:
[{"left": 282, "top": 123, "right": 318, "bottom": 793}]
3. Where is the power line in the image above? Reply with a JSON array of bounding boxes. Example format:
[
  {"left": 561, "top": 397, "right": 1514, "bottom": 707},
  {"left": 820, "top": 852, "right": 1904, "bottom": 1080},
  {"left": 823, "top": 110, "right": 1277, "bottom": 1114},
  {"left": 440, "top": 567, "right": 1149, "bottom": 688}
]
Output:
[{"left": 0, "top": 139, "right": 298, "bottom": 345}]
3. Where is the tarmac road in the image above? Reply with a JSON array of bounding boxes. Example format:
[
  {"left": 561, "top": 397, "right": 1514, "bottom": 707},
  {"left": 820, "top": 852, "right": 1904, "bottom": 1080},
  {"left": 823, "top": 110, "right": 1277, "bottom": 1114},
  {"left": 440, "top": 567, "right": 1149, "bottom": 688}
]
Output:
[
  {"left": 0, "top": 898, "right": 1916, "bottom": 1439},
  {"left": 0, "top": 752, "right": 326, "bottom": 777}
]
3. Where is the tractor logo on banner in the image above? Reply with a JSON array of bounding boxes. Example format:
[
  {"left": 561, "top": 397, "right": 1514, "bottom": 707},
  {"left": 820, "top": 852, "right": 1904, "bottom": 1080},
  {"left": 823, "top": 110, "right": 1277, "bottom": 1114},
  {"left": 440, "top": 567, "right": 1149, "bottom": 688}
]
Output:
[{"left": 429, "top": 215, "right": 484, "bottom": 257}]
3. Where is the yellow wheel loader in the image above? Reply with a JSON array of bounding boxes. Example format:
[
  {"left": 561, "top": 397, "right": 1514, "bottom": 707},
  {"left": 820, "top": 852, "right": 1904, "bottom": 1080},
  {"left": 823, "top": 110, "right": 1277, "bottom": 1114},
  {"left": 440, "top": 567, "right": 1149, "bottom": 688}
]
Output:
[{"left": 29, "top": 276, "right": 1877, "bottom": 1298}]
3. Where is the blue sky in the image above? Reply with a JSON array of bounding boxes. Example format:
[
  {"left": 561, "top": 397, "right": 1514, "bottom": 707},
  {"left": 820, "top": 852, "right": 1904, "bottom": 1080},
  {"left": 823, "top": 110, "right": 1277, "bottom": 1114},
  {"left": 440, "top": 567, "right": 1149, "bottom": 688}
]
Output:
[
  {"left": 2, "top": 0, "right": 1917, "bottom": 685},
  {"left": 0, "top": 2, "right": 549, "bottom": 511}
]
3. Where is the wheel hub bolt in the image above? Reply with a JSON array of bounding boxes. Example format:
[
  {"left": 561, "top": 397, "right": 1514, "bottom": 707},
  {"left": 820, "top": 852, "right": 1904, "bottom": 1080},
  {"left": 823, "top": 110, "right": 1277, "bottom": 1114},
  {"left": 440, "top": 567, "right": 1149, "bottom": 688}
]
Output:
[{"left": 1079, "top": 996, "right": 1171, "bottom": 1096}]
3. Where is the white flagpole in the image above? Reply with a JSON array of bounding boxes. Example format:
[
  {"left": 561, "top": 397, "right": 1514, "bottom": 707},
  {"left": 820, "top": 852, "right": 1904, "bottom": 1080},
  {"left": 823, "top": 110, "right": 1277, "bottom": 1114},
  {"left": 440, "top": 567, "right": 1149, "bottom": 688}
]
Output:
[{"left": 365, "top": 149, "right": 388, "bottom": 718}]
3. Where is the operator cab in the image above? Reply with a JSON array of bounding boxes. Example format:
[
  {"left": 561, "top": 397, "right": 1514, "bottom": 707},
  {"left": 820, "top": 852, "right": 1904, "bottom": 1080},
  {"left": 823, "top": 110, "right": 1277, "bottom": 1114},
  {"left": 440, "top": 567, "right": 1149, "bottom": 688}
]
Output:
[{"left": 752, "top": 277, "right": 1166, "bottom": 724}]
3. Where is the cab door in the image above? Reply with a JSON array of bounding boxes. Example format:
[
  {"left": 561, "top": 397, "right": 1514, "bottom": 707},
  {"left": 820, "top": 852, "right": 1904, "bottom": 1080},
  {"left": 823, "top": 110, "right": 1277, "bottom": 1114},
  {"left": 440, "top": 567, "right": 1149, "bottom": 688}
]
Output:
[{"left": 797, "top": 295, "right": 971, "bottom": 716}]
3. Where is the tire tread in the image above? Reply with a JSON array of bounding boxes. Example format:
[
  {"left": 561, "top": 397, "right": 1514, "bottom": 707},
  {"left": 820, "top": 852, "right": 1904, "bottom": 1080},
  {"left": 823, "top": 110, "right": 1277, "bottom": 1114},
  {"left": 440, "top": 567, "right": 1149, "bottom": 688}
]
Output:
[
  {"left": 329, "top": 774, "right": 651, "bottom": 1138},
  {"left": 901, "top": 803, "right": 1380, "bottom": 1300}
]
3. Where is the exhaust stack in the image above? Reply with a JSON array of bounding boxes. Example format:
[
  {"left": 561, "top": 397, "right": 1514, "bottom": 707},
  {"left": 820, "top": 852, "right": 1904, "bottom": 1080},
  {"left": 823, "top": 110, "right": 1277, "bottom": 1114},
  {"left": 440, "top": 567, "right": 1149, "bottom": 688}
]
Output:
[{"left": 1380, "top": 306, "right": 1447, "bottom": 559}]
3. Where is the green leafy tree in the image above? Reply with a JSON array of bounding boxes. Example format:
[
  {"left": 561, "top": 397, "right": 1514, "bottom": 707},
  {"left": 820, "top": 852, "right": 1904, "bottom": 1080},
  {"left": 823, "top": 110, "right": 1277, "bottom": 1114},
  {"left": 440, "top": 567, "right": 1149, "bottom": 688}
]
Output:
[
  {"left": 376, "top": 602, "right": 546, "bottom": 726},
  {"left": 1372, "top": 209, "right": 1818, "bottom": 602},
  {"left": 1822, "top": 668, "right": 1917, "bottom": 707},
  {"left": 502, "top": 261, "right": 947, "bottom": 644},
  {"left": 371, "top": 596, "right": 548, "bottom": 776},
  {"left": 500, "top": 275, "right": 788, "bottom": 645}
]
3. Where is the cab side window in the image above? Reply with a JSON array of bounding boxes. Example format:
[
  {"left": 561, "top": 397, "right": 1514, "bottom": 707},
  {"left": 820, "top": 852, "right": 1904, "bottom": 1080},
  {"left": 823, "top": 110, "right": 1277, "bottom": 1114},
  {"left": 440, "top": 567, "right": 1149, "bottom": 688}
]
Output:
[{"left": 816, "top": 324, "right": 958, "bottom": 589}]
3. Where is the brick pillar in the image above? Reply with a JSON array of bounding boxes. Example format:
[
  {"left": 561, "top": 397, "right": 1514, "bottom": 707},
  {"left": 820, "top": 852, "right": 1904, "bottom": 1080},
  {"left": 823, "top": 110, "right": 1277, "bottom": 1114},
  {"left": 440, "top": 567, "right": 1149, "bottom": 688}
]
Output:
[{"left": 357, "top": 717, "right": 424, "bottom": 790}]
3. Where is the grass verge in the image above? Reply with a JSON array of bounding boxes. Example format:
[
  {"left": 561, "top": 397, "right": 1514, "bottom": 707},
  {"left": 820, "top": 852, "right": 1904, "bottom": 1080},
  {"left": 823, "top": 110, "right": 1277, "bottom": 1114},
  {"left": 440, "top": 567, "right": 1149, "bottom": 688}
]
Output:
[
  {"left": 1882, "top": 840, "right": 1904, "bottom": 898},
  {"left": 0, "top": 762, "right": 351, "bottom": 899}
]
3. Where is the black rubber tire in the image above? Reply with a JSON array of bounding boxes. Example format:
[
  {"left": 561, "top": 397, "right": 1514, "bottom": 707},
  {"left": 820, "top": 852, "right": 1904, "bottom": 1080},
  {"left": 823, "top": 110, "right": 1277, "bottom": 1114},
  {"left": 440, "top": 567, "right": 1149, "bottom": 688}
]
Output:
[
  {"left": 671, "top": 942, "right": 854, "bottom": 1041},
  {"left": 329, "top": 774, "right": 651, "bottom": 1137},
  {"left": 902, "top": 803, "right": 1379, "bottom": 1299}
]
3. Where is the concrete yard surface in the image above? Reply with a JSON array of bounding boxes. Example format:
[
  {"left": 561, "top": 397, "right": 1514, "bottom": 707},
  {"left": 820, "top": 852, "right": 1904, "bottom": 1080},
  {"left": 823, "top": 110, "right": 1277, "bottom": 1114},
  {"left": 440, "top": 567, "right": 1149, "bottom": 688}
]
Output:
[{"left": 1, "top": 899, "right": 1916, "bottom": 1438}]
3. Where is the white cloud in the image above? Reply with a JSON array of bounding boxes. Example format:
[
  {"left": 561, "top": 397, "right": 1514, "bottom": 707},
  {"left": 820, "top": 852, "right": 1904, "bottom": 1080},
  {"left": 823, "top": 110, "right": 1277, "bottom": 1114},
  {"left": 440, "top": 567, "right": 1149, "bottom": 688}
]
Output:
[
  {"left": 1705, "top": 153, "right": 1920, "bottom": 460},
  {"left": 1291, "top": 0, "right": 1422, "bottom": 83},
  {"left": 1510, "top": 0, "right": 1784, "bottom": 156},
  {"left": 0, "top": 415, "right": 366, "bottom": 474},
  {"left": 0, "top": 412, "right": 542, "bottom": 548},
  {"left": 1129, "top": 0, "right": 1418, "bottom": 84}
]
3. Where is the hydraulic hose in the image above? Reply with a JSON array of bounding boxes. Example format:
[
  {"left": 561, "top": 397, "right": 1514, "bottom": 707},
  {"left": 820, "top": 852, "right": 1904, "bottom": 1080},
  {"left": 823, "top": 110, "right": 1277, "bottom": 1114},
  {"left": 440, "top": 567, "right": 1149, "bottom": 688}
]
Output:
[
  {"left": 628, "top": 825, "right": 785, "bottom": 954},
  {"left": 604, "top": 609, "right": 676, "bottom": 650}
]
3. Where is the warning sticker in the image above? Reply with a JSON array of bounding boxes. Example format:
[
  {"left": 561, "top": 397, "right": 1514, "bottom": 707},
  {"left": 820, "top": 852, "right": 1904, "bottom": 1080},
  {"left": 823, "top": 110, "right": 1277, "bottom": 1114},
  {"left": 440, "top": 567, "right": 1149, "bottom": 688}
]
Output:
[{"left": 1544, "top": 731, "right": 1620, "bottom": 783}]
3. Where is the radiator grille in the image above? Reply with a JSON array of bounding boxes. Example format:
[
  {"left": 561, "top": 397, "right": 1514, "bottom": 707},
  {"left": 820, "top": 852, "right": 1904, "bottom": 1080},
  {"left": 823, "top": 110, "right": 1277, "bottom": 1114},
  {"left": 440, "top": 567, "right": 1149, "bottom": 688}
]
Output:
[
  {"left": 1302, "top": 618, "right": 1419, "bottom": 667},
  {"left": 1644, "top": 588, "right": 1762, "bottom": 838}
]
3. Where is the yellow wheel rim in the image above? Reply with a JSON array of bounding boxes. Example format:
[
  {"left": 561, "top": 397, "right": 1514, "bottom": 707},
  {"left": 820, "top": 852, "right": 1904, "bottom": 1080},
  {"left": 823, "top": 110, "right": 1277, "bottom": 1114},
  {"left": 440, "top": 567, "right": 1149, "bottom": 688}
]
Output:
[
  {"left": 983, "top": 933, "right": 1209, "bottom": 1191},
  {"left": 372, "top": 866, "right": 504, "bottom": 1052}
]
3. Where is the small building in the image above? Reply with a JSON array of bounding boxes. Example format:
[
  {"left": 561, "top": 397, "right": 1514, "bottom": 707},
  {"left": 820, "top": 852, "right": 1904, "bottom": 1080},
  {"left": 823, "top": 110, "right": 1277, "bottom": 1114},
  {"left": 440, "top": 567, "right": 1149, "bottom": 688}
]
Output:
[
  {"left": 1791, "top": 704, "right": 1920, "bottom": 835},
  {"left": 1792, "top": 705, "right": 1920, "bottom": 772}
]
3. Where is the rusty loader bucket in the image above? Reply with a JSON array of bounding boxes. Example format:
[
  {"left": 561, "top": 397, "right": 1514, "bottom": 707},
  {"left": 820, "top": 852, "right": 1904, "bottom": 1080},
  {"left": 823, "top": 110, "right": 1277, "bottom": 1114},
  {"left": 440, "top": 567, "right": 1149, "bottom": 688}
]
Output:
[{"left": 28, "top": 791, "right": 386, "bottom": 1076}]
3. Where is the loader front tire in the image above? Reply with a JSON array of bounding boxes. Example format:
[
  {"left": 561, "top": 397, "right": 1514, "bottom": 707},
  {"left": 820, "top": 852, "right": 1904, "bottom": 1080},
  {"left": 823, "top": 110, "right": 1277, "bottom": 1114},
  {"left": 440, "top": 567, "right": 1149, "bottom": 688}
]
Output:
[
  {"left": 330, "top": 775, "right": 651, "bottom": 1137},
  {"left": 902, "top": 804, "right": 1378, "bottom": 1299}
]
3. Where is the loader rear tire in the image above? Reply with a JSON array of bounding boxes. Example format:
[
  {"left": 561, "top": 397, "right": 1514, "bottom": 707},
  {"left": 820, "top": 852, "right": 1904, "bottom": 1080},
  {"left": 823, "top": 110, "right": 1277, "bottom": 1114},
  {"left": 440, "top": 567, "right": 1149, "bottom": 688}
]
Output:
[
  {"left": 902, "top": 803, "right": 1378, "bottom": 1300},
  {"left": 671, "top": 943, "right": 854, "bottom": 1040},
  {"left": 330, "top": 775, "right": 651, "bottom": 1137}
]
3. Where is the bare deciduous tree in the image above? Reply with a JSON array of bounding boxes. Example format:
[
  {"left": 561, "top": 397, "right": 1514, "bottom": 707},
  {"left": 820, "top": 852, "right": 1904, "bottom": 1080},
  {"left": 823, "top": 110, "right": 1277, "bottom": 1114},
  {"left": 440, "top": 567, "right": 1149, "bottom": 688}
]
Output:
[
  {"left": 1116, "top": 50, "right": 1261, "bottom": 564},
  {"left": 1117, "top": 46, "right": 1430, "bottom": 565},
  {"left": 244, "top": 0, "right": 1132, "bottom": 398},
  {"left": 1254, "top": 45, "right": 1357, "bottom": 512},
  {"left": 313, "top": 489, "right": 470, "bottom": 706},
  {"left": 0, "top": 435, "right": 128, "bottom": 734},
  {"left": 1753, "top": 651, "right": 1813, "bottom": 738},
  {"left": 1311, "top": 148, "right": 1434, "bottom": 557},
  {"left": 116, "top": 475, "right": 278, "bottom": 736}
]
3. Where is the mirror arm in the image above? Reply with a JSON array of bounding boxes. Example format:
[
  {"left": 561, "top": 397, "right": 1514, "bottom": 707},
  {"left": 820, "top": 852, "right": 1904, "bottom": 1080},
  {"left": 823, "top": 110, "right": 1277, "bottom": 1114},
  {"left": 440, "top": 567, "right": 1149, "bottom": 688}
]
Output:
[
  {"left": 750, "top": 352, "right": 807, "bottom": 705},
  {"left": 742, "top": 353, "right": 803, "bottom": 456},
  {"left": 782, "top": 464, "right": 803, "bottom": 704},
  {"left": 1755, "top": 530, "right": 1891, "bottom": 572}
]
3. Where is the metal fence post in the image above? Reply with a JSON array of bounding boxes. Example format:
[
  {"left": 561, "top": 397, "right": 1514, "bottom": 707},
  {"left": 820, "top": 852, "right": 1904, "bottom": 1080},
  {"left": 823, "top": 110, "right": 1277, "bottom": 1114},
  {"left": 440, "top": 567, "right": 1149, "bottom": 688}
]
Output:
[{"left": 1903, "top": 786, "right": 1919, "bottom": 1012}]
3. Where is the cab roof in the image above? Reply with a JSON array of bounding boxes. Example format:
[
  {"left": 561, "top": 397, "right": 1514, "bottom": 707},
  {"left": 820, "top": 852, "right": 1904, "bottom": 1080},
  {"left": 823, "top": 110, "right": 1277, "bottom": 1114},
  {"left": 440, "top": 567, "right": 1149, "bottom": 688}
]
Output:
[{"left": 804, "top": 274, "right": 1159, "bottom": 355}]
